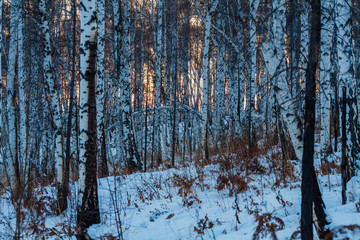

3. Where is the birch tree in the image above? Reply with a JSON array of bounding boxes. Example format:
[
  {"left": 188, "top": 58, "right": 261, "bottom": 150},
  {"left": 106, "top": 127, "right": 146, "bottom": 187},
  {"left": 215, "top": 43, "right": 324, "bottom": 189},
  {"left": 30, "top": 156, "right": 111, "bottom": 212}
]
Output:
[
  {"left": 337, "top": 0, "right": 358, "bottom": 178},
  {"left": 65, "top": 0, "right": 79, "bottom": 182},
  {"left": 113, "top": 0, "right": 124, "bottom": 166},
  {"left": 215, "top": 9, "right": 226, "bottom": 148},
  {"left": 285, "top": 0, "right": 301, "bottom": 113},
  {"left": 40, "top": 0, "right": 67, "bottom": 214},
  {"left": 245, "top": 0, "right": 259, "bottom": 145},
  {"left": 195, "top": 0, "right": 219, "bottom": 162},
  {"left": 262, "top": 0, "right": 303, "bottom": 161},
  {"left": 179, "top": 0, "right": 191, "bottom": 157},
  {"left": 154, "top": 0, "right": 164, "bottom": 165},
  {"left": 120, "top": 0, "right": 141, "bottom": 170},
  {"left": 97, "top": 0, "right": 108, "bottom": 177},
  {"left": 319, "top": 0, "right": 334, "bottom": 161},
  {"left": 78, "top": 0, "right": 100, "bottom": 229}
]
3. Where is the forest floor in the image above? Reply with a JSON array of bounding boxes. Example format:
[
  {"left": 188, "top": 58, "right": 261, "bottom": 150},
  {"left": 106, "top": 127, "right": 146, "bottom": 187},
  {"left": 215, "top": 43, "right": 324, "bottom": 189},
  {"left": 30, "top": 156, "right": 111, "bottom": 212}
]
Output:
[{"left": 0, "top": 139, "right": 360, "bottom": 239}]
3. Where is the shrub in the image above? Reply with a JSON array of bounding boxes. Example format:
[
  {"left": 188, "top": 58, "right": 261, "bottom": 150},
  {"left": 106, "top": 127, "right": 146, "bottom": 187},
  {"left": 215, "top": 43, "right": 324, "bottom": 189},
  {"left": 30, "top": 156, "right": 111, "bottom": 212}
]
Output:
[{"left": 252, "top": 213, "right": 284, "bottom": 240}]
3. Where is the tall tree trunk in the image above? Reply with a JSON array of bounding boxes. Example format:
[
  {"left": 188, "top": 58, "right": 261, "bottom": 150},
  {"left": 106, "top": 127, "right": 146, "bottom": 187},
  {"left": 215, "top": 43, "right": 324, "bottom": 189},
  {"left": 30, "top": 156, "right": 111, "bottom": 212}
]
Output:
[
  {"left": 330, "top": 8, "right": 339, "bottom": 152},
  {"left": 341, "top": 87, "right": 348, "bottom": 204},
  {"left": 77, "top": 0, "right": 100, "bottom": 229},
  {"left": 113, "top": 0, "right": 123, "bottom": 167},
  {"left": 215, "top": 15, "right": 226, "bottom": 148},
  {"left": 6, "top": 2, "right": 22, "bottom": 238},
  {"left": 65, "top": 0, "right": 78, "bottom": 186},
  {"left": 6, "top": 0, "right": 21, "bottom": 207},
  {"left": 40, "top": 0, "right": 66, "bottom": 214},
  {"left": 301, "top": 0, "right": 331, "bottom": 239},
  {"left": 338, "top": 0, "right": 358, "bottom": 177},
  {"left": 154, "top": 0, "right": 164, "bottom": 165},
  {"left": 245, "top": 0, "right": 259, "bottom": 146},
  {"left": 319, "top": 0, "right": 334, "bottom": 161},
  {"left": 170, "top": 1, "right": 178, "bottom": 167},
  {"left": 18, "top": 0, "right": 29, "bottom": 189},
  {"left": 262, "top": 0, "right": 303, "bottom": 161},
  {"left": 352, "top": 0, "right": 360, "bottom": 147},
  {"left": 120, "top": 0, "right": 141, "bottom": 171},
  {"left": 180, "top": 0, "right": 191, "bottom": 158},
  {"left": 286, "top": 0, "right": 301, "bottom": 114},
  {"left": 97, "top": 0, "right": 108, "bottom": 177},
  {"left": 195, "top": 0, "right": 219, "bottom": 162}
]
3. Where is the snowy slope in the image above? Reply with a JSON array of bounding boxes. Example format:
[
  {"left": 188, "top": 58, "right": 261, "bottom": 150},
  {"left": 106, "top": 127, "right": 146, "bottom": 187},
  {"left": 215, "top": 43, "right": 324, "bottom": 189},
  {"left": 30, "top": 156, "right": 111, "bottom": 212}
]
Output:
[{"left": 0, "top": 144, "right": 360, "bottom": 239}]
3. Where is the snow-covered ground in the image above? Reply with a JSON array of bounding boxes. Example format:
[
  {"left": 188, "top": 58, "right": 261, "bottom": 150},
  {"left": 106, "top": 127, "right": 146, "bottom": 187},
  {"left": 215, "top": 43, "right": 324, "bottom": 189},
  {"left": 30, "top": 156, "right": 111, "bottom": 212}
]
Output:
[{"left": 0, "top": 144, "right": 360, "bottom": 239}]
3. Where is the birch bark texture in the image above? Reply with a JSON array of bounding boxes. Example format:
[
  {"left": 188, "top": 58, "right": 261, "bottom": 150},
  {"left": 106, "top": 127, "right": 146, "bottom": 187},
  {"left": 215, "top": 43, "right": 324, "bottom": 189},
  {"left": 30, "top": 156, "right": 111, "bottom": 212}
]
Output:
[
  {"left": 40, "top": 0, "right": 67, "bottom": 214},
  {"left": 113, "top": 0, "right": 124, "bottom": 166},
  {"left": 96, "top": 0, "right": 108, "bottom": 177},
  {"left": 319, "top": 0, "right": 334, "bottom": 160},
  {"left": 120, "top": 0, "right": 141, "bottom": 171},
  {"left": 77, "top": 0, "right": 100, "bottom": 228},
  {"left": 195, "top": 0, "right": 219, "bottom": 162},
  {"left": 262, "top": 0, "right": 303, "bottom": 161},
  {"left": 154, "top": 0, "right": 164, "bottom": 165}
]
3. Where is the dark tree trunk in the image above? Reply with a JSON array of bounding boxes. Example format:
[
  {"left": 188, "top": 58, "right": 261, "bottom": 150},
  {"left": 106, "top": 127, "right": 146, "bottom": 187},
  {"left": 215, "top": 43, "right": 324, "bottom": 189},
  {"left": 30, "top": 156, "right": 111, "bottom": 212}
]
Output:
[
  {"left": 301, "top": 0, "right": 321, "bottom": 238},
  {"left": 172, "top": 50, "right": 178, "bottom": 168},
  {"left": 312, "top": 168, "right": 332, "bottom": 239},
  {"left": 341, "top": 86, "right": 348, "bottom": 205},
  {"left": 144, "top": 90, "right": 148, "bottom": 172},
  {"left": 62, "top": 0, "right": 78, "bottom": 213},
  {"left": 331, "top": 24, "right": 339, "bottom": 152}
]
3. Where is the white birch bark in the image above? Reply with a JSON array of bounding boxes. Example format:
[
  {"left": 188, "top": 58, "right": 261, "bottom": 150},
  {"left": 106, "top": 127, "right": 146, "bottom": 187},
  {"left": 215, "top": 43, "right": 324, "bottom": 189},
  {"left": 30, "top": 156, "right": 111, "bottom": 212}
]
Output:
[
  {"left": 200, "top": 7, "right": 211, "bottom": 161},
  {"left": 154, "top": 0, "right": 163, "bottom": 163},
  {"left": 262, "top": 0, "right": 303, "bottom": 161},
  {"left": 96, "top": 0, "right": 107, "bottom": 175},
  {"left": 78, "top": 0, "right": 98, "bottom": 207},
  {"left": 319, "top": 0, "right": 333, "bottom": 159},
  {"left": 299, "top": 0, "right": 309, "bottom": 117},
  {"left": 267, "top": 70, "right": 277, "bottom": 135},
  {"left": 120, "top": 0, "right": 140, "bottom": 169},
  {"left": 195, "top": 0, "right": 219, "bottom": 160},
  {"left": 113, "top": 0, "right": 123, "bottom": 165},
  {"left": 40, "top": 0, "right": 64, "bottom": 190}
]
